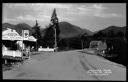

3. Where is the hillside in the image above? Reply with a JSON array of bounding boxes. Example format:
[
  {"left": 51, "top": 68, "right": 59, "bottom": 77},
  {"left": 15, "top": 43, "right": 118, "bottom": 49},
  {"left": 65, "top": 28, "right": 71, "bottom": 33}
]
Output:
[
  {"left": 2, "top": 23, "right": 33, "bottom": 36},
  {"left": 58, "top": 21, "right": 82, "bottom": 38},
  {"left": 59, "top": 21, "right": 93, "bottom": 38},
  {"left": 15, "top": 23, "right": 32, "bottom": 35},
  {"left": 2, "top": 23, "right": 15, "bottom": 31},
  {"left": 2, "top": 22, "right": 92, "bottom": 39},
  {"left": 93, "top": 26, "right": 126, "bottom": 37},
  {"left": 41, "top": 21, "right": 93, "bottom": 39}
]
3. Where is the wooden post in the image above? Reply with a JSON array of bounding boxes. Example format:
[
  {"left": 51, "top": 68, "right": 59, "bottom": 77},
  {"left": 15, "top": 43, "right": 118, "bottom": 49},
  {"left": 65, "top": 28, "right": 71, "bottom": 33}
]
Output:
[
  {"left": 81, "top": 39, "right": 83, "bottom": 50},
  {"left": 54, "top": 26, "right": 57, "bottom": 52}
]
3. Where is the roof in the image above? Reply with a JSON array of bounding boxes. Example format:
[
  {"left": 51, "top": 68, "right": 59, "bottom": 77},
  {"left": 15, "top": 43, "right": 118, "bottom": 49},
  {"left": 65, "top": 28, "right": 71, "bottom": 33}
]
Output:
[
  {"left": 2, "top": 28, "right": 20, "bottom": 36},
  {"left": 2, "top": 28, "right": 37, "bottom": 41},
  {"left": 2, "top": 28, "right": 23, "bottom": 40}
]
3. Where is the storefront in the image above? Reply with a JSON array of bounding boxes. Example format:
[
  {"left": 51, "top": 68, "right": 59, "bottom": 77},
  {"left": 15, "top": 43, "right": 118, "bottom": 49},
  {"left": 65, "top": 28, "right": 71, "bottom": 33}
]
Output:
[{"left": 2, "top": 28, "right": 37, "bottom": 63}]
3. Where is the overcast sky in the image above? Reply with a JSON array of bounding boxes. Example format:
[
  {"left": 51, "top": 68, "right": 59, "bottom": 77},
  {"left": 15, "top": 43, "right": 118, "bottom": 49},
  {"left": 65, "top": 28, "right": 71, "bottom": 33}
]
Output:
[{"left": 2, "top": 3, "right": 126, "bottom": 32}]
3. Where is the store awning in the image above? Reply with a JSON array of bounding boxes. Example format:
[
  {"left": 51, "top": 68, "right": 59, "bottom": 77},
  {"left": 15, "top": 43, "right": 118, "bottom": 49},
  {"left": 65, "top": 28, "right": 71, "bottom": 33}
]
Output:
[
  {"left": 2, "top": 35, "right": 23, "bottom": 40},
  {"left": 29, "top": 36, "right": 37, "bottom": 42}
]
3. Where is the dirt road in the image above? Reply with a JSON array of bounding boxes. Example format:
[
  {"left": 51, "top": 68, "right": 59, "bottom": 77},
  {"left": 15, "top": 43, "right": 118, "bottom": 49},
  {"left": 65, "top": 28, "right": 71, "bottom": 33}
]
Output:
[{"left": 3, "top": 50, "right": 126, "bottom": 80}]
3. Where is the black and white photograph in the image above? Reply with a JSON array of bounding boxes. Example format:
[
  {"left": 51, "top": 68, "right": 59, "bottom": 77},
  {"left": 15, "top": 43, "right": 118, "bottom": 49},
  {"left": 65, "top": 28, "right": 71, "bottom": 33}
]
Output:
[{"left": 2, "top": 3, "right": 126, "bottom": 80}]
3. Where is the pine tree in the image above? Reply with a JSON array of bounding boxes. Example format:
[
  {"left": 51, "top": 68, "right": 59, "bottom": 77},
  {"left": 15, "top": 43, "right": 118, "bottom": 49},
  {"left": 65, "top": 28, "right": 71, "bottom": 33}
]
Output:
[
  {"left": 32, "top": 20, "right": 41, "bottom": 39},
  {"left": 42, "top": 8, "right": 60, "bottom": 48},
  {"left": 32, "top": 20, "right": 41, "bottom": 49}
]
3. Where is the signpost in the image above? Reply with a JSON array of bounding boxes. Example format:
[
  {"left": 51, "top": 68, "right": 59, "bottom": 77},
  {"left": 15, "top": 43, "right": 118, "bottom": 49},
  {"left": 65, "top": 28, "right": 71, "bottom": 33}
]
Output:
[{"left": 22, "top": 30, "right": 29, "bottom": 40}]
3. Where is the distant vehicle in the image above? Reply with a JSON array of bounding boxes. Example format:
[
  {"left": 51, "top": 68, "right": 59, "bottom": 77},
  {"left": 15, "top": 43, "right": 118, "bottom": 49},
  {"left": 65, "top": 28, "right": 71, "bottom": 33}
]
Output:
[
  {"left": 89, "top": 41, "right": 107, "bottom": 50},
  {"left": 89, "top": 41, "right": 107, "bottom": 56}
]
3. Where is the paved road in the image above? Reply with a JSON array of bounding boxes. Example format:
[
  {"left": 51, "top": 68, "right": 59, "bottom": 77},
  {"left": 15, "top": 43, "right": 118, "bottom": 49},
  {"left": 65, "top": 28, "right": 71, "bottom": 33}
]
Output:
[{"left": 3, "top": 50, "right": 126, "bottom": 80}]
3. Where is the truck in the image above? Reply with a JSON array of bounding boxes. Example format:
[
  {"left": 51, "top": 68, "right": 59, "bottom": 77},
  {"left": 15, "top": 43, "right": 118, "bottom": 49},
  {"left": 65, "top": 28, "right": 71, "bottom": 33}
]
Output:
[{"left": 2, "top": 45, "right": 30, "bottom": 64}]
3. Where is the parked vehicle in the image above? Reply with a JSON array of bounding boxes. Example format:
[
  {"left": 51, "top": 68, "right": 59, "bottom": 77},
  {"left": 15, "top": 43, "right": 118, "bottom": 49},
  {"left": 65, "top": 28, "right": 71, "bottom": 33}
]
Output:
[{"left": 2, "top": 45, "right": 30, "bottom": 64}]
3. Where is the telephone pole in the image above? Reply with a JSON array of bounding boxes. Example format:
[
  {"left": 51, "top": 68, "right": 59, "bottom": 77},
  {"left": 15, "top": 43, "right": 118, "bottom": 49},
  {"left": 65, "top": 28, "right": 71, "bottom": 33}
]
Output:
[
  {"left": 54, "top": 27, "right": 57, "bottom": 49},
  {"left": 50, "top": 8, "right": 59, "bottom": 52}
]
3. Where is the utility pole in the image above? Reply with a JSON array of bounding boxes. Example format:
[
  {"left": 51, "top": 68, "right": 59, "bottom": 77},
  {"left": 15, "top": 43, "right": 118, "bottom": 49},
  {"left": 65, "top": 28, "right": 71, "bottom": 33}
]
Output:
[
  {"left": 80, "top": 34, "right": 83, "bottom": 50},
  {"left": 36, "top": 20, "right": 38, "bottom": 50},
  {"left": 81, "top": 39, "right": 83, "bottom": 50},
  {"left": 54, "top": 26, "right": 57, "bottom": 50},
  {"left": 51, "top": 8, "right": 59, "bottom": 52},
  {"left": 34, "top": 20, "right": 39, "bottom": 51}
]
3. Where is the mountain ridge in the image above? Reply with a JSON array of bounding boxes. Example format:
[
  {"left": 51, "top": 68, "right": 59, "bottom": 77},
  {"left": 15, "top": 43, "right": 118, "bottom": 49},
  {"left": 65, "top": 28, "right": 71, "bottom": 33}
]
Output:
[
  {"left": 2, "top": 22, "right": 126, "bottom": 38},
  {"left": 93, "top": 26, "right": 126, "bottom": 37}
]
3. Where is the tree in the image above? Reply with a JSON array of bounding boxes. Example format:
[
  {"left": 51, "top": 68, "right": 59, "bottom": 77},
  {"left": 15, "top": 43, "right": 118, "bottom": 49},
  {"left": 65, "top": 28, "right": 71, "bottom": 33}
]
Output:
[
  {"left": 42, "top": 8, "right": 60, "bottom": 48},
  {"left": 42, "top": 25, "right": 55, "bottom": 48},
  {"left": 32, "top": 20, "right": 41, "bottom": 39},
  {"left": 32, "top": 20, "right": 42, "bottom": 49}
]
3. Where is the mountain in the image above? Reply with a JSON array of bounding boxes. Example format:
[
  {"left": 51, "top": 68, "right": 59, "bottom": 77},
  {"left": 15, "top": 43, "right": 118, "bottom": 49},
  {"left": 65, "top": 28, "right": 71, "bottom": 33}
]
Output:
[
  {"left": 82, "top": 28, "right": 94, "bottom": 36},
  {"left": 100, "top": 26, "right": 126, "bottom": 33},
  {"left": 93, "top": 26, "right": 126, "bottom": 37},
  {"left": 2, "top": 22, "right": 93, "bottom": 39},
  {"left": 41, "top": 21, "right": 93, "bottom": 39},
  {"left": 58, "top": 21, "right": 83, "bottom": 38},
  {"left": 2, "top": 23, "right": 15, "bottom": 31},
  {"left": 2, "top": 23, "right": 32, "bottom": 36},
  {"left": 15, "top": 23, "right": 32, "bottom": 36}
]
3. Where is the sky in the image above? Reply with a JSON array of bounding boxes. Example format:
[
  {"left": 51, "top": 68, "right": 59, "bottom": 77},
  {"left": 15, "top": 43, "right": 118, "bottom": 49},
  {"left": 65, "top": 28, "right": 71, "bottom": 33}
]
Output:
[{"left": 2, "top": 3, "right": 126, "bottom": 32}]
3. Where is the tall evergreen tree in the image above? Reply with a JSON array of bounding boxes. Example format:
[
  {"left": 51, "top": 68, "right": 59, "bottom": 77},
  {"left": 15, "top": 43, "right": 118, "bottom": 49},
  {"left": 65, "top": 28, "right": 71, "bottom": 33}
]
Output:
[
  {"left": 32, "top": 20, "right": 41, "bottom": 39},
  {"left": 32, "top": 20, "right": 41, "bottom": 49},
  {"left": 42, "top": 8, "right": 60, "bottom": 48},
  {"left": 50, "top": 8, "right": 60, "bottom": 48}
]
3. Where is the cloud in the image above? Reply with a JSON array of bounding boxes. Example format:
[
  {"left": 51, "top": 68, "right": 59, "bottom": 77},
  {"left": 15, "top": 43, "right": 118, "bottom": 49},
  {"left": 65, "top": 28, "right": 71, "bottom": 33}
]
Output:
[
  {"left": 3, "top": 17, "right": 17, "bottom": 23},
  {"left": 66, "top": 4, "right": 122, "bottom": 18},
  {"left": 4, "top": 3, "right": 122, "bottom": 23},
  {"left": 3, "top": 3, "right": 123, "bottom": 19},
  {"left": 15, "top": 14, "right": 52, "bottom": 22},
  {"left": 36, "top": 3, "right": 71, "bottom": 9},
  {"left": 90, "top": 4, "right": 122, "bottom": 18},
  {"left": 92, "top": 4, "right": 106, "bottom": 10},
  {"left": 94, "top": 13, "right": 122, "bottom": 18},
  {"left": 17, "top": 15, "right": 35, "bottom": 21},
  {"left": 3, "top": 3, "right": 75, "bottom": 21},
  {"left": 6, "top": 3, "right": 72, "bottom": 12},
  {"left": 3, "top": 3, "right": 125, "bottom": 30},
  {"left": 58, "top": 16, "right": 75, "bottom": 22}
]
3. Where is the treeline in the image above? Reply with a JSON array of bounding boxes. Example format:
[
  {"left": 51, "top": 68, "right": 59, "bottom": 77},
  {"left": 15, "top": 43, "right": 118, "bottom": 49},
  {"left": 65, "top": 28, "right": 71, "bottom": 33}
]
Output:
[
  {"left": 31, "top": 23, "right": 127, "bottom": 66},
  {"left": 58, "top": 27, "right": 127, "bottom": 66}
]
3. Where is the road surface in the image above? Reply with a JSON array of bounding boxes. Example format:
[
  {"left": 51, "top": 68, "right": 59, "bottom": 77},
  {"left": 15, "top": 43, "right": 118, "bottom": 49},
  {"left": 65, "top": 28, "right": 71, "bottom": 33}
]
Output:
[{"left": 3, "top": 50, "right": 126, "bottom": 80}]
